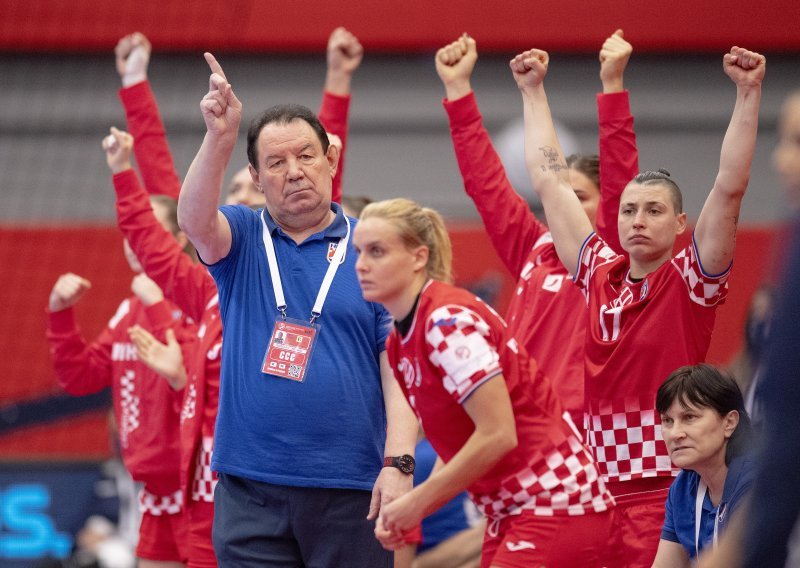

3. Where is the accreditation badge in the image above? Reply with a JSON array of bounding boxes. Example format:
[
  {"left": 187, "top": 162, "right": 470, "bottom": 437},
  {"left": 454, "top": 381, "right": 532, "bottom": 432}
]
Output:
[{"left": 261, "top": 318, "right": 319, "bottom": 382}]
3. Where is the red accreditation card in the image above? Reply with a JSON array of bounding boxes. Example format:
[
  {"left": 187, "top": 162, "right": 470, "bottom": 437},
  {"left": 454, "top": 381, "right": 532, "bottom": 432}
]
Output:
[{"left": 261, "top": 319, "right": 319, "bottom": 382}]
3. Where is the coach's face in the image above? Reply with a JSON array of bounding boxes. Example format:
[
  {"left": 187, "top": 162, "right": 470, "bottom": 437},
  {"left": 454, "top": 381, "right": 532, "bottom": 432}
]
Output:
[{"left": 249, "top": 119, "right": 339, "bottom": 229}]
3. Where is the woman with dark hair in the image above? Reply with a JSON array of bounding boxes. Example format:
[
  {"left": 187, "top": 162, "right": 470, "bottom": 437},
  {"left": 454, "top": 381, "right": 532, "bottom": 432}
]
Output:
[
  {"left": 515, "top": 42, "right": 765, "bottom": 566},
  {"left": 652, "top": 364, "right": 755, "bottom": 566},
  {"left": 435, "top": 30, "right": 637, "bottom": 433}
]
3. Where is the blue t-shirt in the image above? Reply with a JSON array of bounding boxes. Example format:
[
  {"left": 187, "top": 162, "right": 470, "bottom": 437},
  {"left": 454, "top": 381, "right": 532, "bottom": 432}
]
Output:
[
  {"left": 661, "top": 455, "right": 756, "bottom": 558},
  {"left": 206, "top": 203, "right": 392, "bottom": 490}
]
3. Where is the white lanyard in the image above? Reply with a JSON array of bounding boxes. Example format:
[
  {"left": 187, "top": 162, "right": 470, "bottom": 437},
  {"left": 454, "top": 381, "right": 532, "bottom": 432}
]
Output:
[
  {"left": 261, "top": 210, "right": 350, "bottom": 324},
  {"left": 695, "top": 480, "right": 722, "bottom": 558}
]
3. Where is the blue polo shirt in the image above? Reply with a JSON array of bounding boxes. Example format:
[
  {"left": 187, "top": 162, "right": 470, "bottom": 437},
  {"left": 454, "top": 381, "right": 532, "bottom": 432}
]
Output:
[
  {"left": 206, "top": 203, "right": 392, "bottom": 490},
  {"left": 661, "top": 455, "right": 756, "bottom": 558}
]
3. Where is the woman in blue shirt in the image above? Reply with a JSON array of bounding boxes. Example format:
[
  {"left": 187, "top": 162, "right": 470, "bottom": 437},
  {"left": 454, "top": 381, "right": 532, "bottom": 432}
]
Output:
[{"left": 652, "top": 363, "right": 755, "bottom": 566}]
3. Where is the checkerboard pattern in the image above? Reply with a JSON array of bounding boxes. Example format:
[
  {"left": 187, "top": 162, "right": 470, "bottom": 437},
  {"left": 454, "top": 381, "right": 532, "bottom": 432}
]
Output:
[
  {"left": 469, "top": 431, "right": 615, "bottom": 520},
  {"left": 180, "top": 383, "right": 197, "bottom": 425},
  {"left": 586, "top": 398, "right": 679, "bottom": 481},
  {"left": 139, "top": 488, "right": 183, "bottom": 516},
  {"left": 426, "top": 305, "right": 501, "bottom": 404},
  {"left": 671, "top": 241, "right": 729, "bottom": 307},
  {"left": 574, "top": 234, "right": 619, "bottom": 296},
  {"left": 119, "top": 369, "right": 140, "bottom": 449},
  {"left": 191, "top": 436, "right": 217, "bottom": 503}
]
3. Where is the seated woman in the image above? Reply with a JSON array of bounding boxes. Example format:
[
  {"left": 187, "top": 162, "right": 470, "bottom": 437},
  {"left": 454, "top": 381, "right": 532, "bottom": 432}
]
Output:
[
  {"left": 652, "top": 364, "right": 755, "bottom": 567},
  {"left": 353, "top": 197, "right": 614, "bottom": 568}
]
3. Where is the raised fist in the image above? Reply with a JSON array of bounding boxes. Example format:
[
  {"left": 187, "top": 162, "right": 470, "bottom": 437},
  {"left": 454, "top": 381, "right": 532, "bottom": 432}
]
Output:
[
  {"left": 435, "top": 34, "right": 478, "bottom": 96},
  {"left": 49, "top": 273, "right": 91, "bottom": 312},
  {"left": 327, "top": 27, "right": 364, "bottom": 77},
  {"left": 723, "top": 46, "right": 766, "bottom": 88},
  {"left": 115, "top": 32, "right": 152, "bottom": 87},
  {"left": 599, "top": 29, "right": 632, "bottom": 92},
  {"left": 510, "top": 49, "right": 549, "bottom": 94},
  {"left": 101, "top": 127, "right": 134, "bottom": 174}
]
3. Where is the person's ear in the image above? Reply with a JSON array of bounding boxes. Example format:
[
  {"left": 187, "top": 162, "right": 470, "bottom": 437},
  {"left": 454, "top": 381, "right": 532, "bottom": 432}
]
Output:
[
  {"left": 413, "top": 245, "right": 429, "bottom": 273},
  {"left": 249, "top": 164, "right": 261, "bottom": 191},
  {"left": 326, "top": 143, "right": 340, "bottom": 180},
  {"left": 723, "top": 410, "right": 740, "bottom": 439},
  {"left": 675, "top": 211, "right": 688, "bottom": 235}
]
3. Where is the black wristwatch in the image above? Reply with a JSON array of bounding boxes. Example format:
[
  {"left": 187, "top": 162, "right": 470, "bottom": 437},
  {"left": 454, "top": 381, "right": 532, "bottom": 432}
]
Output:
[{"left": 383, "top": 454, "right": 415, "bottom": 475}]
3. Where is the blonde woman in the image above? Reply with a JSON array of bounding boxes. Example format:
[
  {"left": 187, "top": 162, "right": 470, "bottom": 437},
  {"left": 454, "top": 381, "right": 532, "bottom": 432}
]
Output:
[{"left": 354, "top": 198, "right": 614, "bottom": 568}]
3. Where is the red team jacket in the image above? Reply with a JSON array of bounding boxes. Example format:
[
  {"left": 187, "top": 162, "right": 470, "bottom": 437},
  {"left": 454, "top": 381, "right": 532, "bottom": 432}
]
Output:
[
  {"left": 47, "top": 296, "right": 187, "bottom": 498},
  {"left": 115, "top": 168, "right": 222, "bottom": 503},
  {"left": 443, "top": 91, "right": 638, "bottom": 423},
  {"left": 120, "top": 81, "right": 220, "bottom": 503}
]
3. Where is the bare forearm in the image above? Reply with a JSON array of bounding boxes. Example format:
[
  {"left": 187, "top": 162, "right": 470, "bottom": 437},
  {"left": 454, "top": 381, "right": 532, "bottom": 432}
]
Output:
[
  {"left": 413, "top": 429, "right": 513, "bottom": 519},
  {"left": 177, "top": 132, "right": 235, "bottom": 260},
  {"left": 382, "top": 355, "right": 419, "bottom": 456},
  {"left": 522, "top": 86, "right": 569, "bottom": 187},
  {"left": 716, "top": 85, "right": 761, "bottom": 196},
  {"left": 444, "top": 79, "right": 472, "bottom": 102},
  {"left": 324, "top": 70, "right": 353, "bottom": 97},
  {"left": 522, "top": 87, "right": 593, "bottom": 272}
]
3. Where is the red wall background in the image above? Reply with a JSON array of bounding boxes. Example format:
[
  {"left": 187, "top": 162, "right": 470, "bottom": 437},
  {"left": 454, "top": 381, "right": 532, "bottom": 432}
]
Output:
[
  {"left": 1, "top": 223, "right": 784, "bottom": 459},
  {"left": 3, "top": 0, "right": 799, "bottom": 53}
]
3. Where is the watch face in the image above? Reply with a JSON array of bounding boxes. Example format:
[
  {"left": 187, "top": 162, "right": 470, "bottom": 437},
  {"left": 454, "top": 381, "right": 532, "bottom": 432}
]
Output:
[{"left": 396, "top": 454, "right": 415, "bottom": 474}]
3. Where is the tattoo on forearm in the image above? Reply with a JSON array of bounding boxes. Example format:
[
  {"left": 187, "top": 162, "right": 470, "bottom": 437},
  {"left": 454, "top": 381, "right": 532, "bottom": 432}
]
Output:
[{"left": 538, "top": 146, "right": 568, "bottom": 173}]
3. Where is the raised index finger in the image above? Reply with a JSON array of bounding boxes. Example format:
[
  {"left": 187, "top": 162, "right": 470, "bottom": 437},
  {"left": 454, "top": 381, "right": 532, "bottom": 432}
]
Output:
[{"left": 204, "top": 52, "right": 227, "bottom": 80}]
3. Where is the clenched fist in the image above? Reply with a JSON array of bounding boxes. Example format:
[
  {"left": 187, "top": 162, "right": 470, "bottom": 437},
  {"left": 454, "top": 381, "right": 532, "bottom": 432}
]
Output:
[{"left": 49, "top": 273, "right": 91, "bottom": 312}]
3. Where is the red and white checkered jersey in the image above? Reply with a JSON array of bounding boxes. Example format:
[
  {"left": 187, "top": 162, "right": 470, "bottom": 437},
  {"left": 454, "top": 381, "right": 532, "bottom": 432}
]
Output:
[
  {"left": 387, "top": 281, "right": 613, "bottom": 519},
  {"left": 574, "top": 233, "right": 729, "bottom": 481},
  {"left": 47, "top": 297, "right": 189, "bottom": 496},
  {"left": 191, "top": 436, "right": 217, "bottom": 503},
  {"left": 139, "top": 487, "right": 183, "bottom": 516}
]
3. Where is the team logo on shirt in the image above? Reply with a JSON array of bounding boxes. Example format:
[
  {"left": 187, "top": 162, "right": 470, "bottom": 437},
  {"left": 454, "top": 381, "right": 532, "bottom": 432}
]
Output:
[
  {"left": 542, "top": 274, "right": 565, "bottom": 293},
  {"left": 640, "top": 279, "right": 649, "bottom": 301},
  {"left": 326, "top": 242, "right": 346, "bottom": 264},
  {"left": 398, "top": 356, "right": 422, "bottom": 389},
  {"left": 455, "top": 346, "right": 471, "bottom": 360},
  {"left": 506, "top": 540, "right": 536, "bottom": 552}
]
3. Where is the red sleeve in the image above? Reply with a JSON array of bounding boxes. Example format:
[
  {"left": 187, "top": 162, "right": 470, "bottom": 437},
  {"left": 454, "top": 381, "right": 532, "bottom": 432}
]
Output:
[
  {"left": 46, "top": 307, "right": 114, "bottom": 396},
  {"left": 144, "top": 301, "right": 198, "bottom": 400},
  {"left": 318, "top": 91, "right": 350, "bottom": 205},
  {"left": 444, "top": 92, "right": 548, "bottom": 276},
  {"left": 118, "top": 81, "right": 181, "bottom": 199},
  {"left": 596, "top": 90, "right": 639, "bottom": 254},
  {"left": 114, "top": 169, "right": 216, "bottom": 321},
  {"left": 204, "top": 336, "right": 222, "bottom": 424},
  {"left": 573, "top": 233, "right": 620, "bottom": 297}
]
